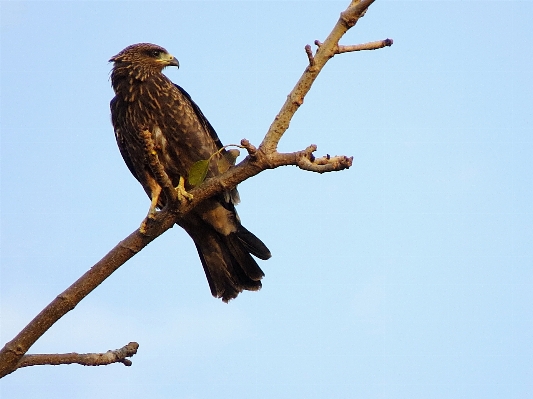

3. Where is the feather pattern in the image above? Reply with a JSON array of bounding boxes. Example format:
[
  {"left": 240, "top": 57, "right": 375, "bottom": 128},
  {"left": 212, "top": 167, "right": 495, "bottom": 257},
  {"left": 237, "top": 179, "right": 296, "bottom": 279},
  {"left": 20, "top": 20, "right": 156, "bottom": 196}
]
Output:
[{"left": 110, "top": 43, "right": 270, "bottom": 301}]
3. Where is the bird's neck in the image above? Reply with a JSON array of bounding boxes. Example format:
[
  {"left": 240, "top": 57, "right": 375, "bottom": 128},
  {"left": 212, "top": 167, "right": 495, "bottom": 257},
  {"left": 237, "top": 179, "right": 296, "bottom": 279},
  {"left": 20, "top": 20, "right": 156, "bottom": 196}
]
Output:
[{"left": 111, "top": 65, "right": 166, "bottom": 96}]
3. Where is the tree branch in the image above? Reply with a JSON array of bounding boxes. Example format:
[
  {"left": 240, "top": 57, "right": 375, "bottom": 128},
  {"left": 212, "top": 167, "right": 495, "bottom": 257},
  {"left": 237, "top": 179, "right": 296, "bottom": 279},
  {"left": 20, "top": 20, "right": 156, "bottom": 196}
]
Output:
[
  {"left": 16, "top": 342, "right": 139, "bottom": 369},
  {"left": 259, "top": 0, "right": 379, "bottom": 153},
  {"left": 315, "top": 38, "right": 393, "bottom": 54},
  {"left": 0, "top": 0, "right": 391, "bottom": 378}
]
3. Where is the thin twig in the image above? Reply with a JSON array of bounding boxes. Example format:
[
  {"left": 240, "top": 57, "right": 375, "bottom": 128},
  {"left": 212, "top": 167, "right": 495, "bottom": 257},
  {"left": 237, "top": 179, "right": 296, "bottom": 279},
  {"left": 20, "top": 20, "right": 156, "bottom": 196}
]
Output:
[
  {"left": 240, "top": 139, "right": 257, "bottom": 158},
  {"left": 259, "top": 0, "right": 380, "bottom": 153},
  {"left": 315, "top": 38, "right": 393, "bottom": 53},
  {"left": 305, "top": 44, "right": 315, "bottom": 66},
  {"left": 0, "top": 0, "right": 389, "bottom": 378},
  {"left": 17, "top": 342, "right": 139, "bottom": 368}
]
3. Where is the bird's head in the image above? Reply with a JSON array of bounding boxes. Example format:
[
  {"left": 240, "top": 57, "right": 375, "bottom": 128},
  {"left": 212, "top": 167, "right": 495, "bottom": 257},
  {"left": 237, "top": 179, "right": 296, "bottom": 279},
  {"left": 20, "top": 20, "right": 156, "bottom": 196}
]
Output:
[{"left": 109, "top": 43, "right": 179, "bottom": 76}]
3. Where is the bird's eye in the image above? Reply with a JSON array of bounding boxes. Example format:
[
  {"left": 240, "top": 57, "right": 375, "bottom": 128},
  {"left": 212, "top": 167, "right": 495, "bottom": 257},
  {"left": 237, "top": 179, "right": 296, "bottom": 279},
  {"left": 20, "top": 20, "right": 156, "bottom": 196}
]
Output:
[{"left": 150, "top": 50, "right": 161, "bottom": 58}]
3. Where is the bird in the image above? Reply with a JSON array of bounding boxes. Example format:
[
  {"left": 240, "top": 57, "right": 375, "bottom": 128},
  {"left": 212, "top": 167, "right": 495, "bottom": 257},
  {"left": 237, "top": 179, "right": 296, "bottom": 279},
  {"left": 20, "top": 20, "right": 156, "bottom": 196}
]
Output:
[{"left": 109, "top": 43, "right": 271, "bottom": 302}]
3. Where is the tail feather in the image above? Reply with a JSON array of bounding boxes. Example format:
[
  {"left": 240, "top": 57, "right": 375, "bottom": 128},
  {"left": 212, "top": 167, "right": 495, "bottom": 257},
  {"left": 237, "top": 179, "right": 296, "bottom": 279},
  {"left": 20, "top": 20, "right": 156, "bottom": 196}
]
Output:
[
  {"left": 235, "top": 226, "right": 272, "bottom": 260},
  {"left": 178, "top": 213, "right": 269, "bottom": 302},
  {"left": 223, "top": 233, "right": 265, "bottom": 281}
]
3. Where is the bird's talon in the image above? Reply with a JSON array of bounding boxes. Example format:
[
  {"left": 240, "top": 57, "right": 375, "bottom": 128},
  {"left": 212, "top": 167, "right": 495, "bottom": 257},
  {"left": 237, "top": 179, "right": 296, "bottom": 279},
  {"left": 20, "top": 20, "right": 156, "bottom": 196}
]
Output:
[
  {"left": 176, "top": 176, "right": 194, "bottom": 202},
  {"left": 111, "top": 43, "right": 271, "bottom": 301},
  {"left": 176, "top": 187, "right": 194, "bottom": 202},
  {"left": 139, "top": 219, "right": 148, "bottom": 234}
]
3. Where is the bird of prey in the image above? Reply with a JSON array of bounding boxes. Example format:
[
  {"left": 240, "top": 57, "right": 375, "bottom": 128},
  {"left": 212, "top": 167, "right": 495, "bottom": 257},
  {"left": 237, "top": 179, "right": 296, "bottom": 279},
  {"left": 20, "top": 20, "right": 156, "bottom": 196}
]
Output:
[{"left": 109, "top": 43, "right": 271, "bottom": 302}]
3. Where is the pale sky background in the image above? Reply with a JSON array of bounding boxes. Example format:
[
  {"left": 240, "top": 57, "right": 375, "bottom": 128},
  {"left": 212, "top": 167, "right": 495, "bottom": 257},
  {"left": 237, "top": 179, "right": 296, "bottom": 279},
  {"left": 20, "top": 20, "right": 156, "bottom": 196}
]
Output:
[{"left": 1, "top": 1, "right": 532, "bottom": 398}]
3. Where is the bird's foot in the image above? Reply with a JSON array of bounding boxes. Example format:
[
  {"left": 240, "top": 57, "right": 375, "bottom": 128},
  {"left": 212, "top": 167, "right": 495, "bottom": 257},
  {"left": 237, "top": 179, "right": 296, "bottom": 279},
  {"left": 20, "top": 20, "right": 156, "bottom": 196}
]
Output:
[
  {"left": 139, "top": 208, "right": 159, "bottom": 234},
  {"left": 176, "top": 176, "right": 194, "bottom": 202},
  {"left": 139, "top": 208, "right": 157, "bottom": 234},
  {"left": 139, "top": 185, "right": 161, "bottom": 234},
  {"left": 139, "top": 218, "right": 149, "bottom": 234}
]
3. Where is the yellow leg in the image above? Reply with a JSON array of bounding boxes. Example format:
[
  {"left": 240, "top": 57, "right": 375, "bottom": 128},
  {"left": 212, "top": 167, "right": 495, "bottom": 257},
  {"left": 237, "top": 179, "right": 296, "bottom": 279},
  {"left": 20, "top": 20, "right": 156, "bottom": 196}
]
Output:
[
  {"left": 176, "top": 176, "right": 194, "bottom": 201},
  {"left": 148, "top": 185, "right": 162, "bottom": 218},
  {"left": 140, "top": 185, "right": 162, "bottom": 234}
]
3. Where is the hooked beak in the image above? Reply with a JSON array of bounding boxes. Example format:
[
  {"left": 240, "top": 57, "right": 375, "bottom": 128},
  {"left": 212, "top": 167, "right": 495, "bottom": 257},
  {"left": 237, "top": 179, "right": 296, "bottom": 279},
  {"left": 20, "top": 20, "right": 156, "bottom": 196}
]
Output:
[
  {"left": 167, "top": 56, "right": 179, "bottom": 68},
  {"left": 160, "top": 53, "right": 179, "bottom": 68}
]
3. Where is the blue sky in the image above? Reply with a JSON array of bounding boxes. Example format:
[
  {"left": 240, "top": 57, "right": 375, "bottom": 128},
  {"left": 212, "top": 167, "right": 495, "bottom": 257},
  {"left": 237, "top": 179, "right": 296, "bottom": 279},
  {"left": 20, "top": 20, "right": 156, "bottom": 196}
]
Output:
[{"left": 1, "top": 1, "right": 532, "bottom": 398}]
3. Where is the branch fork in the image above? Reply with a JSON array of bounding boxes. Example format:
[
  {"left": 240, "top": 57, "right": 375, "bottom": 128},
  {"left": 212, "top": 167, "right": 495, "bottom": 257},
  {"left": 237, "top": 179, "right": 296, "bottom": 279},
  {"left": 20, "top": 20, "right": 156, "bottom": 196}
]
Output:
[
  {"left": 0, "top": 0, "right": 391, "bottom": 378},
  {"left": 314, "top": 38, "right": 393, "bottom": 56}
]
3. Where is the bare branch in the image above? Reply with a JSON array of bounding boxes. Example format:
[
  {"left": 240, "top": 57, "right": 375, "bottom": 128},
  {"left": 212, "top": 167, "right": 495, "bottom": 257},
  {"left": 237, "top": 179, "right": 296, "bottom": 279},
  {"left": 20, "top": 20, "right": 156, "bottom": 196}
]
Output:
[
  {"left": 305, "top": 44, "right": 315, "bottom": 66},
  {"left": 0, "top": 0, "right": 389, "bottom": 378},
  {"left": 16, "top": 342, "right": 139, "bottom": 369},
  {"left": 240, "top": 139, "right": 258, "bottom": 159},
  {"left": 342, "top": 0, "right": 376, "bottom": 27},
  {"left": 259, "top": 0, "right": 381, "bottom": 153},
  {"left": 339, "top": 38, "right": 393, "bottom": 53},
  {"left": 266, "top": 145, "right": 352, "bottom": 173},
  {"left": 299, "top": 154, "right": 353, "bottom": 173},
  {"left": 315, "top": 38, "right": 393, "bottom": 54},
  {"left": 0, "top": 226, "right": 167, "bottom": 377}
]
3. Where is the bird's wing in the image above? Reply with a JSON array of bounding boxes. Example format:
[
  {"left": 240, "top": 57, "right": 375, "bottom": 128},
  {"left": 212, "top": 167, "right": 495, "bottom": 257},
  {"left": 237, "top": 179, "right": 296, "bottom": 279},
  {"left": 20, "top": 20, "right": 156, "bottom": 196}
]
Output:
[
  {"left": 173, "top": 84, "right": 225, "bottom": 152},
  {"left": 111, "top": 96, "right": 141, "bottom": 182},
  {"left": 172, "top": 83, "right": 239, "bottom": 202}
]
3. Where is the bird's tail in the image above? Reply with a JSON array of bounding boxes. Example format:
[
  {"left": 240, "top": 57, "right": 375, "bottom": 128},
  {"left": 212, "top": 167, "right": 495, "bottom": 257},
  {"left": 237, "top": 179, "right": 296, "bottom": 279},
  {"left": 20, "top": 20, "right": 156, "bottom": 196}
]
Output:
[{"left": 179, "top": 216, "right": 271, "bottom": 302}]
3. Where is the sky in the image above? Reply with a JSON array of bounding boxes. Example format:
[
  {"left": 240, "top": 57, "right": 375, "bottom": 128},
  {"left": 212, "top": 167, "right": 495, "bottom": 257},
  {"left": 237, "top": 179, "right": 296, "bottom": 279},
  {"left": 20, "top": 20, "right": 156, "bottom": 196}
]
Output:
[{"left": 1, "top": 1, "right": 532, "bottom": 398}]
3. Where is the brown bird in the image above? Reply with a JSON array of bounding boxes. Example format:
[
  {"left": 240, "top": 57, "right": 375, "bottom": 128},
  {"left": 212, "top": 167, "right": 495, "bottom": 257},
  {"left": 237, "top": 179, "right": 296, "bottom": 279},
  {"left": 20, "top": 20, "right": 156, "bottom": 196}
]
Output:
[{"left": 109, "top": 43, "right": 271, "bottom": 302}]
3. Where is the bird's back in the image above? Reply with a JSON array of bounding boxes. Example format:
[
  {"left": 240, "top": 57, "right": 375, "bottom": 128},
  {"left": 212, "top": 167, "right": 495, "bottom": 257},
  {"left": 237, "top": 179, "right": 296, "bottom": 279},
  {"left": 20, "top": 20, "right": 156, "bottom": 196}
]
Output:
[{"left": 109, "top": 43, "right": 271, "bottom": 301}]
